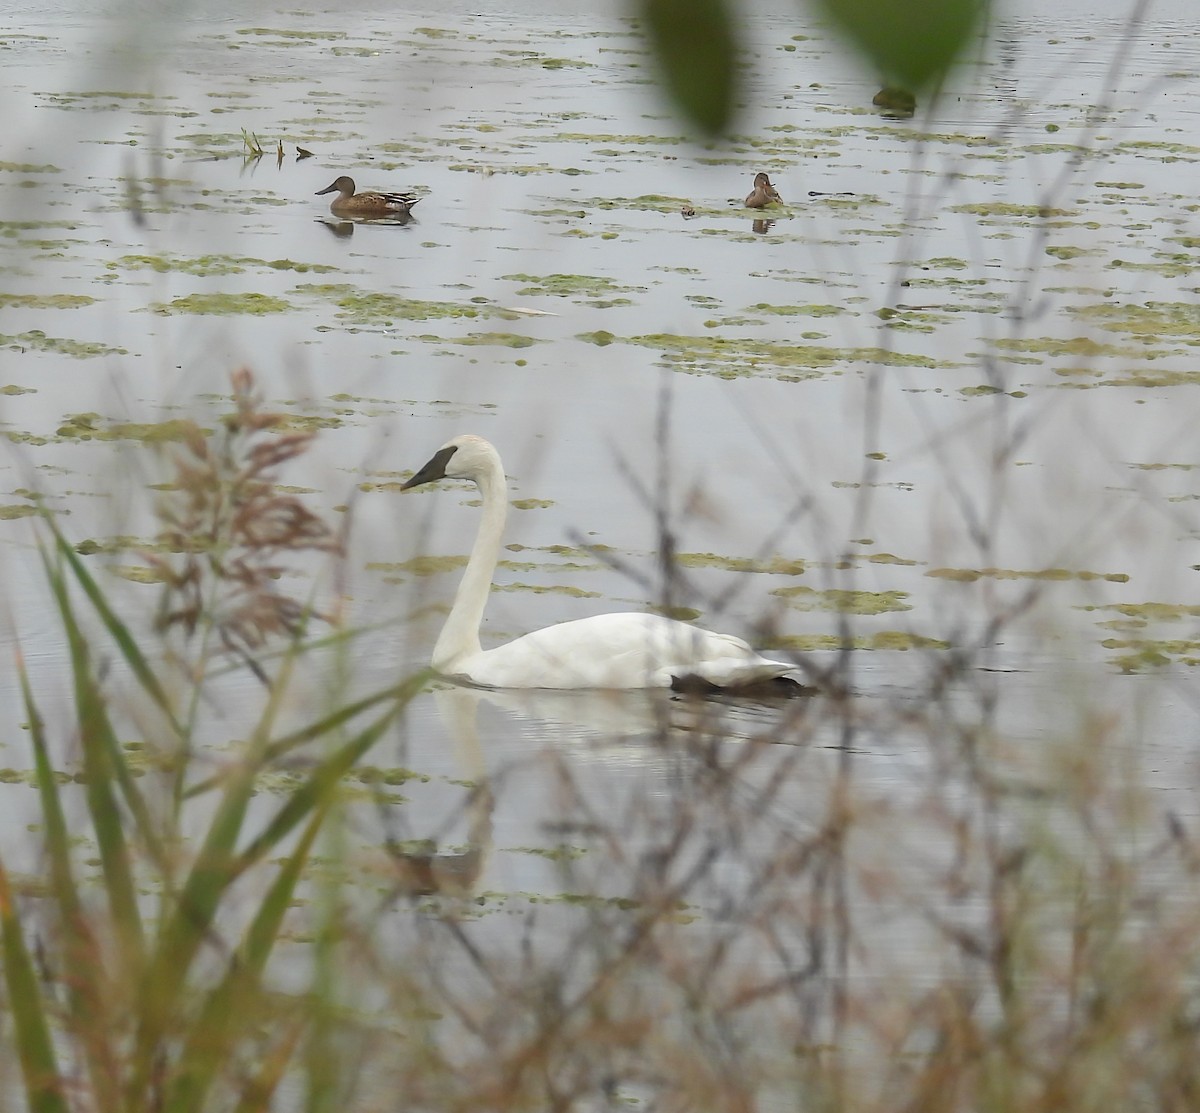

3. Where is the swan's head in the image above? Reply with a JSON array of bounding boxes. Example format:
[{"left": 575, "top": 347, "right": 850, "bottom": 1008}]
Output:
[{"left": 402, "top": 434, "right": 499, "bottom": 490}]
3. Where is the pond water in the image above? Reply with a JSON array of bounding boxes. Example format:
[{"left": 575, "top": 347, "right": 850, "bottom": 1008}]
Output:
[{"left": 2, "top": 0, "right": 1200, "bottom": 1100}]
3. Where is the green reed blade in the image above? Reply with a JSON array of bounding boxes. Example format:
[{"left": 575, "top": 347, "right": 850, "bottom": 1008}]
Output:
[
  {"left": 233, "top": 699, "right": 404, "bottom": 876},
  {"left": 125, "top": 757, "right": 258, "bottom": 1106},
  {"left": 39, "top": 544, "right": 168, "bottom": 873},
  {"left": 19, "top": 652, "right": 122, "bottom": 1111},
  {"left": 232, "top": 1016, "right": 307, "bottom": 1113},
  {"left": 42, "top": 549, "right": 147, "bottom": 967},
  {"left": 48, "top": 519, "right": 180, "bottom": 729},
  {"left": 0, "top": 858, "right": 70, "bottom": 1113},
  {"left": 168, "top": 808, "right": 326, "bottom": 1113},
  {"left": 184, "top": 673, "right": 426, "bottom": 801},
  {"left": 19, "top": 648, "right": 84, "bottom": 929}
]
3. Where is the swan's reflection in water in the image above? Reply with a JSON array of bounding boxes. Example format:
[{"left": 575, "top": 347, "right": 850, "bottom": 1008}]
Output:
[
  {"left": 382, "top": 782, "right": 492, "bottom": 898},
  {"left": 369, "top": 686, "right": 494, "bottom": 899},
  {"left": 457, "top": 681, "right": 806, "bottom": 747},
  {"left": 366, "top": 681, "right": 815, "bottom": 903},
  {"left": 356, "top": 680, "right": 873, "bottom": 1106}
]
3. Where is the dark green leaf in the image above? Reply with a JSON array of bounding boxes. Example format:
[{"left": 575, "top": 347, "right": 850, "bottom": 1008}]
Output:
[
  {"left": 641, "top": 0, "right": 739, "bottom": 135},
  {"left": 41, "top": 549, "right": 147, "bottom": 968},
  {"left": 20, "top": 653, "right": 122, "bottom": 1110},
  {"left": 0, "top": 859, "right": 70, "bottom": 1113},
  {"left": 811, "top": 0, "right": 988, "bottom": 91}
]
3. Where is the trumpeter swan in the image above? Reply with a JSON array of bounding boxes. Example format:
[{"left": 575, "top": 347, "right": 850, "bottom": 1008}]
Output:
[{"left": 402, "top": 434, "right": 799, "bottom": 691}]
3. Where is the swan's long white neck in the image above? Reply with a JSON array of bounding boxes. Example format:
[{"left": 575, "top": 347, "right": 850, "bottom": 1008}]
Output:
[{"left": 431, "top": 452, "right": 507, "bottom": 670}]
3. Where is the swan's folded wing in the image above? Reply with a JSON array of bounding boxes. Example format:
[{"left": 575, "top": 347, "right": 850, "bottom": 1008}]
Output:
[{"left": 453, "top": 612, "right": 794, "bottom": 689}]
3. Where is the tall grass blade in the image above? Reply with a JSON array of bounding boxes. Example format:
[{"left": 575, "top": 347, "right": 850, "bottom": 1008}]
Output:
[
  {"left": 129, "top": 683, "right": 401, "bottom": 1102},
  {"left": 47, "top": 515, "right": 180, "bottom": 731},
  {"left": 169, "top": 808, "right": 327, "bottom": 1113},
  {"left": 19, "top": 650, "right": 121, "bottom": 1110},
  {"left": 42, "top": 547, "right": 148, "bottom": 967},
  {"left": 184, "top": 673, "right": 425, "bottom": 801},
  {"left": 0, "top": 858, "right": 70, "bottom": 1113},
  {"left": 126, "top": 757, "right": 258, "bottom": 1107},
  {"left": 234, "top": 691, "right": 411, "bottom": 874},
  {"left": 233, "top": 1016, "right": 307, "bottom": 1113}
]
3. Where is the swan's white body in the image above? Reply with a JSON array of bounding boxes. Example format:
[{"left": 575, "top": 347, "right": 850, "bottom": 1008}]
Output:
[{"left": 403, "top": 435, "right": 796, "bottom": 690}]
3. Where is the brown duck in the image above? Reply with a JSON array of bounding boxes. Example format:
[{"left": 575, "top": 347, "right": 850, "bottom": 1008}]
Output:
[
  {"left": 744, "top": 172, "right": 783, "bottom": 209},
  {"left": 315, "top": 175, "right": 420, "bottom": 216}
]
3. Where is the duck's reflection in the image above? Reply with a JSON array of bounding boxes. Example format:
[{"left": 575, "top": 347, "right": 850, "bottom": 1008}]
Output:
[
  {"left": 315, "top": 210, "right": 416, "bottom": 240},
  {"left": 316, "top": 217, "right": 355, "bottom": 239},
  {"left": 752, "top": 218, "right": 774, "bottom": 235}
]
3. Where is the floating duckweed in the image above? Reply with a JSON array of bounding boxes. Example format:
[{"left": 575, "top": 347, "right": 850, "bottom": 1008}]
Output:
[
  {"left": 0, "top": 504, "right": 38, "bottom": 520},
  {"left": 236, "top": 27, "right": 348, "bottom": 39},
  {"left": 354, "top": 765, "right": 428, "bottom": 786},
  {"left": 0, "top": 293, "right": 95, "bottom": 309},
  {"left": 677, "top": 552, "right": 806, "bottom": 575},
  {"left": 990, "top": 335, "right": 1154, "bottom": 359},
  {"left": 770, "top": 586, "right": 912, "bottom": 614},
  {"left": 109, "top": 565, "right": 166, "bottom": 584},
  {"left": 607, "top": 333, "right": 957, "bottom": 380},
  {"left": 951, "top": 202, "right": 1077, "bottom": 218},
  {"left": 510, "top": 499, "right": 553, "bottom": 510},
  {"left": 152, "top": 292, "right": 292, "bottom": 316},
  {"left": 0, "top": 220, "right": 80, "bottom": 234},
  {"left": 500, "top": 558, "right": 595, "bottom": 574},
  {"left": 1070, "top": 301, "right": 1200, "bottom": 340},
  {"left": 75, "top": 536, "right": 159, "bottom": 556},
  {"left": 1109, "top": 647, "right": 1174, "bottom": 673},
  {"left": 927, "top": 566, "right": 1129, "bottom": 583},
  {"left": 0, "top": 161, "right": 61, "bottom": 174},
  {"left": 0, "top": 385, "right": 34, "bottom": 395},
  {"left": 274, "top": 414, "right": 343, "bottom": 432},
  {"left": 113, "top": 254, "right": 336, "bottom": 277},
  {"left": 495, "top": 583, "right": 601, "bottom": 598},
  {"left": 1091, "top": 602, "right": 1200, "bottom": 621},
  {"left": 301, "top": 285, "right": 500, "bottom": 323},
  {"left": 368, "top": 556, "right": 468, "bottom": 577},
  {"left": 769, "top": 631, "right": 949, "bottom": 652},
  {"left": 502, "top": 273, "right": 646, "bottom": 298},
  {"left": 506, "top": 542, "right": 615, "bottom": 559},
  {"left": 1, "top": 331, "right": 126, "bottom": 358},
  {"left": 960, "top": 384, "right": 1006, "bottom": 396},
  {"left": 750, "top": 303, "right": 845, "bottom": 317},
  {"left": 1101, "top": 637, "right": 1200, "bottom": 666},
  {"left": 448, "top": 332, "right": 539, "bottom": 348},
  {"left": 867, "top": 631, "right": 949, "bottom": 651},
  {"left": 56, "top": 416, "right": 199, "bottom": 443},
  {"left": 510, "top": 845, "right": 587, "bottom": 861}
]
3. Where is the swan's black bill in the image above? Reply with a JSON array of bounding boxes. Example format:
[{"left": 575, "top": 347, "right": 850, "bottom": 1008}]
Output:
[{"left": 402, "top": 445, "right": 458, "bottom": 490}]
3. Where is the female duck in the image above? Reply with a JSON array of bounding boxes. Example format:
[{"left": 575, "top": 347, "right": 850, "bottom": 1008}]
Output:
[
  {"left": 401, "top": 434, "right": 798, "bottom": 690},
  {"left": 315, "top": 175, "right": 420, "bottom": 216},
  {"left": 744, "top": 172, "right": 783, "bottom": 209}
]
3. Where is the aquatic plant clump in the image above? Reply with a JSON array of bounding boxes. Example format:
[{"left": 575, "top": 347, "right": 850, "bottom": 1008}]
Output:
[{"left": 146, "top": 368, "right": 341, "bottom": 675}]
